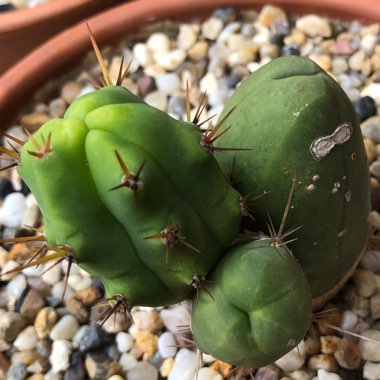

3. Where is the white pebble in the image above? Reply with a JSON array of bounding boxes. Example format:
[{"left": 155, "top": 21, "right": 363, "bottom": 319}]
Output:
[
  {"left": 155, "top": 73, "right": 181, "bottom": 94},
  {"left": 13, "top": 326, "right": 38, "bottom": 350},
  {"left": 168, "top": 348, "right": 198, "bottom": 380},
  {"left": 155, "top": 49, "right": 187, "bottom": 71},
  {"left": 49, "top": 340, "right": 72, "bottom": 372},
  {"left": 201, "top": 18, "right": 224, "bottom": 40},
  {"left": 363, "top": 361, "right": 380, "bottom": 380},
  {"left": 158, "top": 331, "right": 177, "bottom": 358},
  {"left": 317, "top": 369, "right": 342, "bottom": 380},
  {"left": 144, "top": 91, "right": 167, "bottom": 112},
  {"left": 217, "top": 22, "right": 241, "bottom": 44},
  {"left": 146, "top": 33, "right": 171, "bottom": 53},
  {"left": 359, "top": 329, "right": 380, "bottom": 361},
  {"left": 127, "top": 361, "right": 158, "bottom": 380},
  {"left": 6, "top": 273, "right": 27, "bottom": 299},
  {"left": 160, "top": 304, "right": 191, "bottom": 333},
  {"left": 361, "top": 34, "right": 377, "bottom": 54},
  {"left": 40, "top": 261, "right": 62, "bottom": 285},
  {"left": 0, "top": 192, "right": 27, "bottom": 228},
  {"left": 68, "top": 274, "right": 92, "bottom": 292},
  {"left": 77, "top": 84, "right": 95, "bottom": 97},
  {"left": 196, "top": 367, "right": 223, "bottom": 380},
  {"left": 200, "top": 72, "right": 219, "bottom": 94},
  {"left": 119, "top": 352, "right": 138, "bottom": 371},
  {"left": 122, "top": 48, "right": 139, "bottom": 73},
  {"left": 49, "top": 314, "right": 80, "bottom": 341},
  {"left": 177, "top": 24, "right": 199, "bottom": 51},
  {"left": 116, "top": 331, "right": 134, "bottom": 353},
  {"left": 51, "top": 281, "right": 74, "bottom": 301},
  {"left": 340, "top": 310, "right": 358, "bottom": 332},
  {"left": 361, "top": 83, "right": 380, "bottom": 105},
  {"left": 133, "top": 43, "right": 152, "bottom": 68},
  {"left": 1, "top": 260, "right": 21, "bottom": 281},
  {"left": 295, "top": 15, "right": 332, "bottom": 37},
  {"left": 275, "top": 344, "right": 306, "bottom": 372}
]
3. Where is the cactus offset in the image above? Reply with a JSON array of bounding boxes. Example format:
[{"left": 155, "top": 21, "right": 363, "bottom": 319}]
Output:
[{"left": 191, "top": 238, "right": 312, "bottom": 369}]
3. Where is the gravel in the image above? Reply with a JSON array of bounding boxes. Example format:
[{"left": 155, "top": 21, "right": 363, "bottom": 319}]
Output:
[{"left": 0, "top": 5, "right": 380, "bottom": 380}]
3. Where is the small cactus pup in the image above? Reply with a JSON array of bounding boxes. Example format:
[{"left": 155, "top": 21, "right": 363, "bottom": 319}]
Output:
[
  {"left": 3, "top": 30, "right": 242, "bottom": 315},
  {"left": 214, "top": 56, "right": 370, "bottom": 308},
  {"left": 191, "top": 237, "right": 312, "bottom": 369}
]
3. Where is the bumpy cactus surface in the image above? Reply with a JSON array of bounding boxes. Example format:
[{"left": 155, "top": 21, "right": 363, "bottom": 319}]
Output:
[
  {"left": 4, "top": 46, "right": 370, "bottom": 372},
  {"left": 17, "top": 85, "right": 242, "bottom": 307},
  {"left": 191, "top": 238, "right": 312, "bottom": 369},
  {"left": 214, "top": 56, "right": 370, "bottom": 306}
]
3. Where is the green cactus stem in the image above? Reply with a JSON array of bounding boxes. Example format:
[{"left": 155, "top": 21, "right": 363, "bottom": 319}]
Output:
[
  {"left": 214, "top": 56, "right": 370, "bottom": 306},
  {"left": 17, "top": 85, "right": 242, "bottom": 308}
]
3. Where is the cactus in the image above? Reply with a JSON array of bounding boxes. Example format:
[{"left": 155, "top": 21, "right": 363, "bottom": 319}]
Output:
[
  {"left": 214, "top": 56, "right": 370, "bottom": 307},
  {"left": 191, "top": 238, "right": 312, "bottom": 369},
  {"left": 1, "top": 34, "right": 370, "bottom": 372},
  {"left": 15, "top": 83, "right": 242, "bottom": 308}
]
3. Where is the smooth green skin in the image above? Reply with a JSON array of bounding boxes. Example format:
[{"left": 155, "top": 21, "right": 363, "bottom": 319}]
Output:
[
  {"left": 64, "top": 85, "right": 142, "bottom": 120},
  {"left": 18, "top": 86, "right": 241, "bottom": 307},
  {"left": 191, "top": 239, "right": 312, "bottom": 369},
  {"left": 215, "top": 56, "right": 370, "bottom": 299}
]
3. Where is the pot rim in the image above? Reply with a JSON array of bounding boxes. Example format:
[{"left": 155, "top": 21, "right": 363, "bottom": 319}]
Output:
[{"left": 0, "top": 0, "right": 379, "bottom": 129}]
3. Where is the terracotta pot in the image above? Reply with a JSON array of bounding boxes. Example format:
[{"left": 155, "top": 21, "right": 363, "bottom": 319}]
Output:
[
  {"left": 0, "top": 0, "right": 379, "bottom": 129},
  {"left": 0, "top": 0, "right": 127, "bottom": 75}
]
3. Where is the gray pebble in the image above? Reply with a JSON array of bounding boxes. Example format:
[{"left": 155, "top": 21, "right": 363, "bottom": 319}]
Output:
[
  {"left": 49, "top": 97, "right": 67, "bottom": 118},
  {"left": 78, "top": 324, "right": 110, "bottom": 351},
  {"left": 361, "top": 116, "right": 380, "bottom": 143},
  {"left": 7, "top": 362, "right": 27, "bottom": 380},
  {"left": 168, "top": 96, "right": 186, "bottom": 116},
  {"left": 63, "top": 351, "right": 86, "bottom": 380}
]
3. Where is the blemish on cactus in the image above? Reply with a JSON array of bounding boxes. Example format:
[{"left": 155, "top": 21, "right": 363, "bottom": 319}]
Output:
[
  {"left": 310, "top": 122, "right": 353, "bottom": 161},
  {"left": 306, "top": 184, "right": 316, "bottom": 193},
  {"left": 345, "top": 191, "right": 352, "bottom": 202},
  {"left": 312, "top": 174, "right": 320, "bottom": 182}
]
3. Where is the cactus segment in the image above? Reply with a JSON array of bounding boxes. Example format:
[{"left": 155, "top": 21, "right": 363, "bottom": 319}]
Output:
[
  {"left": 64, "top": 85, "right": 142, "bottom": 121},
  {"left": 214, "top": 56, "right": 370, "bottom": 301},
  {"left": 191, "top": 238, "right": 312, "bottom": 369},
  {"left": 18, "top": 86, "right": 242, "bottom": 307}
]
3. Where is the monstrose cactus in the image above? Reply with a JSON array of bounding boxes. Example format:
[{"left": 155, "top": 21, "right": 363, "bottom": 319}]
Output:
[{"left": 2, "top": 44, "right": 370, "bottom": 371}]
